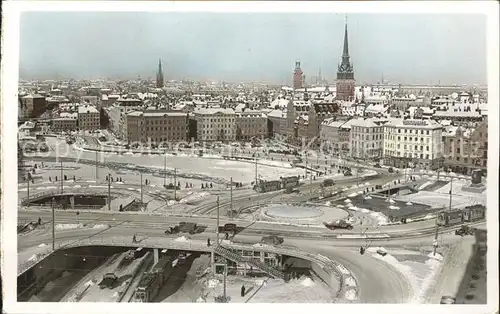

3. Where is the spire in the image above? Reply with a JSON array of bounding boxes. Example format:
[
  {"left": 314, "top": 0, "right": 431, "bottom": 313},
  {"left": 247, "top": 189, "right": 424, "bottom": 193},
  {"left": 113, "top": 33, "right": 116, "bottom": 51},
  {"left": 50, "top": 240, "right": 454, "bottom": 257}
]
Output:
[{"left": 343, "top": 15, "right": 349, "bottom": 56}]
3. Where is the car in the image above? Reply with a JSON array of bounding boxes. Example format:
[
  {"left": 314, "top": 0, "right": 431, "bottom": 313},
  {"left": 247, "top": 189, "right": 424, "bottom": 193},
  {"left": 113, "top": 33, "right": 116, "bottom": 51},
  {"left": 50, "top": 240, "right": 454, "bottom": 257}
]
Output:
[
  {"left": 440, "top": 295, "right": 456, "bottom": 304},
  {"left": 261, "top": 236, "right": 284, "bottom": 245},
  {"left": 388, "top": 167, "right": 394, "bottom": 173}
]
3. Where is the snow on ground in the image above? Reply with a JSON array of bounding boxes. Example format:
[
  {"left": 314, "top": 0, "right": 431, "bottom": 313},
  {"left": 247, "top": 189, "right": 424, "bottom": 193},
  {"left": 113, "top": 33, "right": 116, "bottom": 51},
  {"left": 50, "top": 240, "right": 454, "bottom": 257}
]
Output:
[
  {"left": 37, "top": 243, "right": 47, "bottom": 248},
  {"left": 388, "top": 205, "right": 400, "bottom": 210},
  {"left": 179, "top": 192, "right": 211, "bottom": 204},
  {"left": 344, "top": 289, "right": 357, "bottom": 301},
  {"left": 175, "top": 236, "right": 191, "bottom": 242},
  {"left": 367, "top": 247, "right": 444, "bottom": 304},
  {"left": 203, "top": 275, "right": 334, "bottom": 303},
  {"left": 418, "top": 181, "right": 434, "bottom": 190},
  {"left": 348, "top": 206, "right": 390, "bottom": 226},
  {"left": 396, "top": 189, "right": 485, "bottom": 209},
  {"left": 55, "top": 224, "right": 83, "bottom": 230}
]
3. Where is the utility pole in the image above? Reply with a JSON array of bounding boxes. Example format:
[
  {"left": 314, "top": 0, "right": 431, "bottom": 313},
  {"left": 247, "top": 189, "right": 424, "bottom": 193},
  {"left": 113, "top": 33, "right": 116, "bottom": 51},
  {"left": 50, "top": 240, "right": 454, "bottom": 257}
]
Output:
[
  {"left": 52, "top": 197, "right": 55, "bottom": 251},
  {"left": 95, "top": 150, "right": 98, "bottom": 181},
  {"left": 216, "top": 196, "right": 220, "bottom": 246},
  {"left": 448, "top": 177, "right": 453, "bottom": 212},
  {"left": 433, "top": 217, "right": 439, "bottom": 256},
  {"left": 163, "top": 152, "right": 167, "bottom": 187},
  {"left": 223, "top": 259, "right": 227, "bottom": 302},
  {"left": 174, "top": 168, "right": 177, "bottom": 200},
  {"left": 140, "top": 173, "right": 143, "bottom": 203},
  {"left": 254, "top": 157, "right": 258, "bottom": 185},
  {"left": 60, "top": 160, "right": 64, "bottom": 195},
  {"left": 108, "top": 173, "right": 111, "bottom": 211},
  {"left": 230, "top": 177, "right": 233, "bottom": 214},
  {"left": 27, "top": 172, "right": 30, "bottom": 208}
]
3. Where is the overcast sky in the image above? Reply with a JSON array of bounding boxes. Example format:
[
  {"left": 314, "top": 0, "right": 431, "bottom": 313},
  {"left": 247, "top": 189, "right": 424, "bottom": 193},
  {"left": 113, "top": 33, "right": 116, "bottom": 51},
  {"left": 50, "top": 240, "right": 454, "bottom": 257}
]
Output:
[{"left": 19, "top": 12, "right": 486, "bottom": 85}]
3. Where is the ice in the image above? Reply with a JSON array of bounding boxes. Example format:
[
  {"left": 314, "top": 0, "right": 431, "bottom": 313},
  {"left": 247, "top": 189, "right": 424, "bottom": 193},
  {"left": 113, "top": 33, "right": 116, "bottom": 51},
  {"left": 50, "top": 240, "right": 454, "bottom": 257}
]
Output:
[
  {"left": 300, "top": 277, "right": 315, "bottom": 287},
  {"left": 344, "top": 289, "right": 357, "bottom": 301},
  {"left": 174, "top": 236, "right": 190, "bottom": 242},
  {"left": 37, "top": 243, "right": 47, "bottom": 248}
]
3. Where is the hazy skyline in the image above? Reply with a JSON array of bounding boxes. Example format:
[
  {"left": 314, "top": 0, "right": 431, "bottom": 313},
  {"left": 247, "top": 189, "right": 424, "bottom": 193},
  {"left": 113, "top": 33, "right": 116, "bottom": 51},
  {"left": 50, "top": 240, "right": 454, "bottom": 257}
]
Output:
[{"left": 20, "top": 12, "right": 487, "bottom": 85}]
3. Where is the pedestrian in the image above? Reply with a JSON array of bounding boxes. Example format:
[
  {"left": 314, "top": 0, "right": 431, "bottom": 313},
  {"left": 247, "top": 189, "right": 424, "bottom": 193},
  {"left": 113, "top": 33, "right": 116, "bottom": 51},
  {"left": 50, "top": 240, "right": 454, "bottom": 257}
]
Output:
[
  {"left": 210, "top": 182, "right": 213, "bottom": 188},
  {"left": 49, "top": 176, "right": 51, "bottom": 182},
  {"left": 132, "top": 234, "right": 137, "bottom": 243},
  {"left": 207, "top": 238, "right": 211, "bottom": 247},
  {"left": 55, "top": 176, "right": 58, "bottom": 181},
  {"left": 73, "top": 175, "right": 76, "bottom": 181},
  {"left": 201, "top": 183, "right": 204, "bottom": 189},
  {"left": 38, "top": 217, "right": 41, "bottom": 225},
  {"left": 241, "top": 285, "right": 246, "bottom": 297},
  {"left": 225, "top": 233, "right": 229, "bottom": 240},
  {"left": 64, "top": 175, "right": 67, "bottom": 181}
]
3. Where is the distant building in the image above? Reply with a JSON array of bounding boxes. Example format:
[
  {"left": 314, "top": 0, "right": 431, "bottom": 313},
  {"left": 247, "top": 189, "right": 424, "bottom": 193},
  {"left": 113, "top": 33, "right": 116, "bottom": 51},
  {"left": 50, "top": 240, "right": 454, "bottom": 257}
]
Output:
[
  {"left": 335, "top": 20, "right": 355, "bottom": 102},
  {"left": 293, "top": 61, "right": 304, "bottom": 90},
  {"left": 78, "top": 105, "right": 100, "bottom": 131},
  {"left": 51, "top": 113, "right": 78, "bottom": 132},
  {"left": 19, "top": 94, "right": 47, "bottom": 119}
]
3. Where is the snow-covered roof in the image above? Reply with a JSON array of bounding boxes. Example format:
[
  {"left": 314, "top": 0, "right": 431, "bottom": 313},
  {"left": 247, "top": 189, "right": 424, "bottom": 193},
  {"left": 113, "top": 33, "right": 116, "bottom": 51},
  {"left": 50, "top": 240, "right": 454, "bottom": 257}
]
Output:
[
  {"left": 267, "top": 109, "right": 287, "bottom": 119},
  {"left": 78, "top": 105, "right": 99, "bottom": 114},
  {"left": 386, "top": 118, "right": 443, "bottom": 129},
  {"left": 194, "top": 107, "right": 235, "bottom": 115}
]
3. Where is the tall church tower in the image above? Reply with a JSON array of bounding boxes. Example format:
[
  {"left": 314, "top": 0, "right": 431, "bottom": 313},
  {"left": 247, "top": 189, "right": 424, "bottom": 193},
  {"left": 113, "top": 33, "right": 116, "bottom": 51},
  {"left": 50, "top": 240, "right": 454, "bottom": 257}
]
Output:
[
  {"left": 335, "top": 17, "right": 355, "bottom": 101},
  {"left": 156, "top": 59, "right": 164, "bottom": 88},
  {"left": 293, "top": 60, "right": 304, "bottom": 90}
]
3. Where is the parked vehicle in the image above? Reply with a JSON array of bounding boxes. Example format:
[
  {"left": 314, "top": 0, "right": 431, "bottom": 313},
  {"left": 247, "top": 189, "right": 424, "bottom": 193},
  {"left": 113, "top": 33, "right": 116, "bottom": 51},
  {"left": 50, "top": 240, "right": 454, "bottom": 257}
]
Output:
[
  {"left": 322, "top": 179, "right": 334, "bottom": 187},
  {"left": 437, "top": 205, "right": 486, "bottom": 227},
  {"left": 98, "top": 273, "right": 118, "bottom": 289},
  {"left": 324, "top": 219, "right": 354, "bottom": 230},
  {"left": 261, "top": 236, "right": 284, "bottom": 245},
  {"left": 388, "top": 167, "right": 394, "bottom": 173},
  {"left": 455, "top": 225, "right": 476, "bottom": 236},
  {"left": 343, "top": 170, "right": 352, "bottom": 176},
  {"left": 218, "top": 223, "right": 237, "bottom": 233},
  {"left": 165, "top": 222, "right": 205, "bottom": 235}
]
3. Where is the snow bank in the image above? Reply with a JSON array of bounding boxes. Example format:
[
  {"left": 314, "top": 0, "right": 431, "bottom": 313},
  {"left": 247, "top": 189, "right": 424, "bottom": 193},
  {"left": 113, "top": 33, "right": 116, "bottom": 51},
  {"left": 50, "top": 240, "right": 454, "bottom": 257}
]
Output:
[
  {"left": 174, "top": 236, "right": 190, "bottom": 242},
  {"left": 300, "top": 277, "right": 315, "bottom": 287},
  {"left": 427, "top": 252, "right": 443, "bottom": 261},
  {"left": 364, "top": 196, "right": 372, "bottom": 200},
  {"left": 388, "top": 199, "right": 396, "bottom": 204},
  {"left": 389, "top": 205, "right": 400, "bottom": 210},
  {"left": 37, "top": 243, "right": 47, "bottom": 248},
  {"left": 344, "top": 277, "right": 357, "bottom": 287},
  {"left": 27, "top": 254, "right": 38, "bottom": 262},
  {"left": 418, "top": 181, "right": 434, "bottom": 191},
  {"left": 370, "top": 212, "right": 390, "bottom": 225},
  {"left": 254, "top": 279, "right": 267, "bottom": 286},
  {"left": 55, "top": 224, "right": 83, "bottom": 230},
  {"left": 179, "top": 192, "right": 211, "bottom": 204},
  {"left": 344, "top": 199, "right": 352, "bottom": 203},
  {"left": 207, "top": 279, "right": 219, "bottom": 288},
  {"left": 92, "top": 224, "right": 108, "bottom": 229},
  {"left": 344, "top": 289, "right": 357, "bottom": 301},
  {"left": 84, "top": 280, "right": 94, "bottom": 287},
  {"left": 336, "top": 264, "right": 351, "bottom": 275},
  {"left": 325, "top": 201, "right": 332, "bottom": 206},
  {"left": 348, "top": 193, "right": 357, "bottom": 197},
  {"left": 196, "top": 297, "right": 207, "bottom": 302},
  {"left": 406, "top": 202, "right": 413, "bottom": 205}
]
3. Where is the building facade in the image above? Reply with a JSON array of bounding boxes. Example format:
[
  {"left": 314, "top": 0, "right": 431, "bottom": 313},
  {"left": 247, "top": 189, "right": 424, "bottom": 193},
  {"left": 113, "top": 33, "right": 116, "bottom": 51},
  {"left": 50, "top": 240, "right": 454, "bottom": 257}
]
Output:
[
  {"left": 335, "top": 22, "right": 355, "bottom": 102},
  {"left": 350, "top": 118, "right": 386, "bottom": 160},
  {"left": 193, "top": 108, "right": 236, "bottom": 142},
  {"left": 126, "top": 111, "right": 188, "bottom": 144},
  {"left": 77, "top": 105, "right": 100, "bottom": 131},
  {"left": 442, "top": 120, "right": 488, "bottom": 174},
  {"left": 383, "top": 118, "right": 444, "bottom": 170},
  {"left": 235, "top": 110, "right": 268, "bottom": 141},
  {"left": 19, "top": 94, "right": 47, "bottom": 119},
  {"left": 51, "top": 113, "right": 78, "bottom": 132}
]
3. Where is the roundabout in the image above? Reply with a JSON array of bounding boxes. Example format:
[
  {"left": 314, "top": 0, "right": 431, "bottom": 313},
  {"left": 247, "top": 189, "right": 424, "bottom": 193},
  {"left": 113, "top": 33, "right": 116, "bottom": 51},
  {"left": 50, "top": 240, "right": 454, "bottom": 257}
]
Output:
[{"left": 258, "top": 202, "right": 349, "bottom": 225}]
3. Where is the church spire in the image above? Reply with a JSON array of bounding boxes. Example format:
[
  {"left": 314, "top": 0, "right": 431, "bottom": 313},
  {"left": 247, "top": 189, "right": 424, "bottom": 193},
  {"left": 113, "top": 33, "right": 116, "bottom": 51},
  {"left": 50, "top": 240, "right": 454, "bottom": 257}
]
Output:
[
  {"left": 343, "top": 15, "right": 349, "bottom": 57},
  {"left": 156, "top": 58, "right": 164, "bottom": 88}
]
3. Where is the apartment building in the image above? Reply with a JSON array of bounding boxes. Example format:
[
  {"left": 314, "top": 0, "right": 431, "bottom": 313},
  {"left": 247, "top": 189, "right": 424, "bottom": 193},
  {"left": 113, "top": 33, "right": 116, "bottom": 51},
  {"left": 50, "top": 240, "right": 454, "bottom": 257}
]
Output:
[
  {"left": 193, "top": 107, "right": 236, "bottom": 142},
  {"left": 350, "top": 118, "right": 387, "bottom": 160},
  {"left": 78, "top": 105, "right": 100, "bottom": 131},
  {"left": 383, "top": 118, "right": 444, "bottom": 170},
  {"left": 19, "top": 94, "right": 47, "bottom": 119},
  {"left": 320, "top": 118, "right": 354, "bottom": 156},
  {"left": 126, "top": 111, "right": 188, "bottom": 144},
  {"left": 235, "top": 110, "right": 268, "bottom": 141},
  {"left": 51, "top": 113, "right": 78, "bottom": 132},
  {"left": 442, "top": 120, "right": 488, "bottom": 174}
]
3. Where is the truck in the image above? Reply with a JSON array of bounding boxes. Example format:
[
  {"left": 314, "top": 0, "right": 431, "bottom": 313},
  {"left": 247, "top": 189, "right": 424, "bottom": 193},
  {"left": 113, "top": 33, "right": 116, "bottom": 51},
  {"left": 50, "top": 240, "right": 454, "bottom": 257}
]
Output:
[
  {"left": 323, "top": 219, "right": 354, "bottom": 230},
  {"left": 98, "top": 273, "right": 118, "bottom": 289},
  {"left": 322, "top": 179, "right": 334, "bottom": 187},
  {"left": 218, "top": 223, "right": 237, "bottom": 234}
]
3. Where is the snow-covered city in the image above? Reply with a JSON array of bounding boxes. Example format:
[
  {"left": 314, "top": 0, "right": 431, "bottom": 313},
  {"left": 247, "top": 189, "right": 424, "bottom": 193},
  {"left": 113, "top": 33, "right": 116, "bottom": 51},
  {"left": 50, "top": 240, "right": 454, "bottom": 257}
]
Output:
[{"left": 1, "top": 5, "right": 497, "bottom": 313}]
